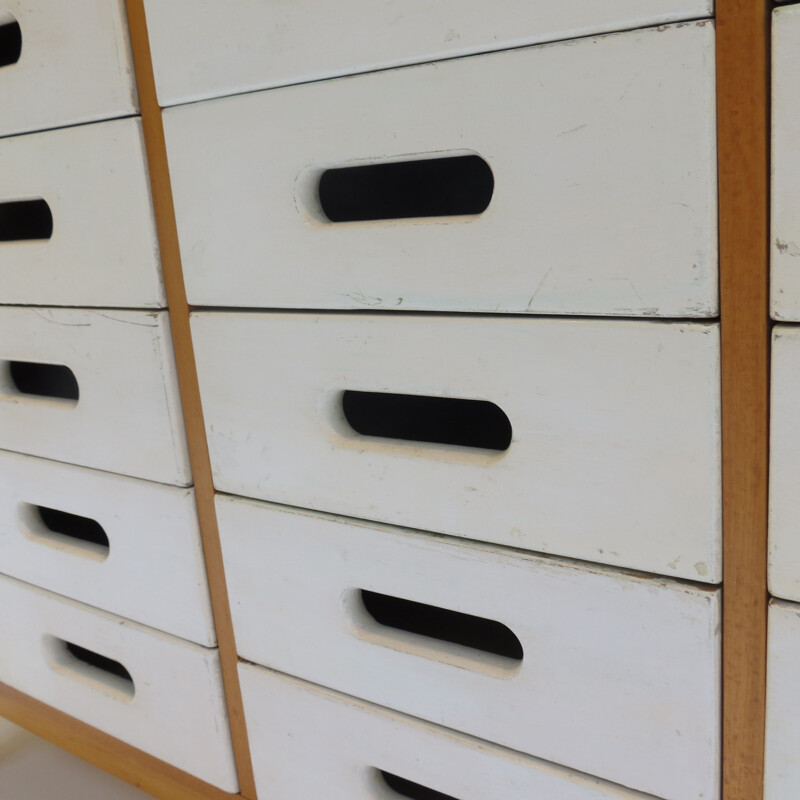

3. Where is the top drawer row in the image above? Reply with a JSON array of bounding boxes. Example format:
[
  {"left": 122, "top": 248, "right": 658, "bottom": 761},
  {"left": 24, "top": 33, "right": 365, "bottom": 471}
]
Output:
[
  {"left": 0, "top": 1, "right": 136, "bottom": 137},
  {"left": 164, "top": 21, "right": 717, "bottom": 317},
  {"left": 143, "top": 0, "right": 712, "bottom": 106},
  {"left": 1, "top": 18, "right": 716, "bottom": 318},
  {"left": 1, "top": 0, "right": 711, "bottom": 138}
]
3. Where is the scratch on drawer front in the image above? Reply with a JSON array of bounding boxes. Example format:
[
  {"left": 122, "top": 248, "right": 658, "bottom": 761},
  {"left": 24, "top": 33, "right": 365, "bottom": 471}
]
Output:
[
  {"left": 30, "top": 310, "right": 90, "bottom": 327},
  {"left": 556, "top": 123, "right": 588, "bottom": 137},
  {"left": 95, "top": 312, "right": 159, "bottom": 327}
]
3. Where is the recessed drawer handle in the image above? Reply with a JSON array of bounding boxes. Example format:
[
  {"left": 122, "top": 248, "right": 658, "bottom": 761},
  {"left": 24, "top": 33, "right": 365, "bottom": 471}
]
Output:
[
  {"left": 1, "top": 361, "right": 79, "bottom": 403},
  {"left": 318, "top": 154, "right": 493, "bottom": 222},
  {"left": 377, "top": 770, "right": 458, "bottom": 800},
  {"left": 342, "top": 390, "right": 511, "bottom": 451},
  {"left": 0, "top": 13, "right": 21, "bottom": 68},
  {"left": 0, "top": 198, "right": 53, "bottom": 241},
  {"left": 360, "top": 590, "right": 523, "bottom": 662},
  {"left": 45, "top": 637, "right": 135, "bottom": 701},
  {"left": 21, "top": 504, "right": 109, "bottom": 561}
]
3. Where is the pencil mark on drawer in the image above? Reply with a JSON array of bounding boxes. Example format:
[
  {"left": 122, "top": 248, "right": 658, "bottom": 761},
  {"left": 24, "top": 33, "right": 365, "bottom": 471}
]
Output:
[
  {"left": 0, "top": 13, "right": 21, "bottom": 68},
  {"left": 0, "top": 361, "right": 79, "bottom": 405},
  {"left": 0, "top": 198, "right": 53, "bottom": 241},
  {"left": 45, "top": 637, "right": 135, "bottom": 701},
  {"left": 20, "top": 504, "right": 109, "bottom": 561},
  {"left": 341, "top": 390, "right": 511, "bottom": 452},
  {"left": 312, "top": 153, "right": 493, "bottom": 222}
]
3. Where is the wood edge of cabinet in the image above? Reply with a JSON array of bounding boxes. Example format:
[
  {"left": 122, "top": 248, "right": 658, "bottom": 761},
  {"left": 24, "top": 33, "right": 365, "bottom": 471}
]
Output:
[
  {"left": 717, "top": 2, "right": 771, "bottom": 799},
  {"left": 122, "top": 2, "right": 258, "bottom": 798}
]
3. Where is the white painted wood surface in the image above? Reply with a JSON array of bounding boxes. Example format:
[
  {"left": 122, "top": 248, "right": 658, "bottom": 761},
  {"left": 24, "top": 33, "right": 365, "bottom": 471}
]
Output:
[
  {"left": 765, "top": 600, "right": 800, "bottom": 799},
  {"left": 769, "top": 327, "right": 800, "bottom": 602},
  {"left": 0, "top": 574, "right": 238, "bottom": 792},
  {"left": 0, "top": 451, "right": 214, "bottom": 645},
  {"left": 239, "top": 666, "right": 659, "bottom": 800},
  {"left": 144, "top": 0, "right": 713, "bottom": 106},
  {"left": 772, "top": 5, "right": 800, "bottom": 320},
  {"left": 0, "top": 119, "right": 163, "bottom": 308},
  {"left": 0, "top": 1, "right": 137, "bottom": 137},
  {"left": 193, "top": 312, "right": 721, "bottom": 581},
  {"left": 0, "top": 309, "right": 190, "bottom": 486},
  {"left": 220, "top": 497, "right": 720, "bottom": 800},
  {"left": 165, "top": 22, "right": 717, "bottom": 317}
]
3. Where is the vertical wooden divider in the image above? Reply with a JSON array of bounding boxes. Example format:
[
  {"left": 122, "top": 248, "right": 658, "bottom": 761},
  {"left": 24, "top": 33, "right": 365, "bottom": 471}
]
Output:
[
  {"left": 124, "top": 2, "right": 257, "bottom": 798},
  {"left": 717, "top": 1, "right": 771, "bottom": 799}
]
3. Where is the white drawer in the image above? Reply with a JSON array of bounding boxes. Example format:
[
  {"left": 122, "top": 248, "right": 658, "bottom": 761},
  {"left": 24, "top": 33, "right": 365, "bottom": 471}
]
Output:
[
  {"left": 145, "top": 0, "right": 712, "bottom": 106},
  {"left": 0, "top": 451, "right": 213, "bottom": 645},
  {"left": 0, "top": 574, "right": 237, "bottom": 792},
  {"left": 0, "top": 1, "right": 137, "bottom": 137},
  {"left": 240, "top": 666, "right": 658, "bottom": 800},
  {"left": 166, "top": 22, "right": 717, "bottom": 317},
  {"left": 194, "top": 312, "right": 721, "bottom": 581},
  {"left": 0, "top": 308, "right": 190, "bottom": 486},
  {"left": 770, "top": 327, "right": 800, "bottom": 601},
  {"left": 765, "top": 600, "right": 800, "bottom": 799},
  {"left": 0, "top": 119, "right": 163, "bottom": 308},
  {"left": 219, "top": 497, "right": 720, "bottom": 800},
  {"left": 773, "top": 6, "right": 800, "bottom": 321}
]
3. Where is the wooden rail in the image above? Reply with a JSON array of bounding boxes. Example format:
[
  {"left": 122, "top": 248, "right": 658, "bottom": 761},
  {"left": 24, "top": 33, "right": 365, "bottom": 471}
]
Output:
[
  {"left": 717, "top": 2, "right": 771, "bottom": 798},
  {"left": 124, "top": 1, "right": 258, "bottom": 797}
]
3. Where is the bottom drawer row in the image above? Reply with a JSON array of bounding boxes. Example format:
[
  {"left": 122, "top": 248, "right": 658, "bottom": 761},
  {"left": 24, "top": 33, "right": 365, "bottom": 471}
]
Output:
[
  {"left": 10, "top": 584, "right": 800, "bottom": 800},
  {"left": 0, "top": 567, "right": 692, "bottom": 800},
  {"left": 0, "top": 565, "right": 716, "bottom": 800},
  {"left": 0, "top": 575, "right": 238, "bottom": 792},
  {"left": 239, "top": 664, "right": 657, "bottom": 800},
  {"left": 0, "top": 492, "right": 721, "bottom": 800},
  {"left": 218, "top": 496, "right": 719, "bottom": 800}
]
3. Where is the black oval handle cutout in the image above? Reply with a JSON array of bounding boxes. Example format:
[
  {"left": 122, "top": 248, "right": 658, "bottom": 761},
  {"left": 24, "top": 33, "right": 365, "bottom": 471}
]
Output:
[
  {"left": 360, "top": 590, "right": 523, "bottom": 661},
  {"left": 0, "top": 199, "right": 53, "bottom": 241},
  {"left": 318, "top": 155, "right": 493, "bottom": 222},
  {"left": 48, "top": 638, "right": 135, "bottom": 700},
  {"left": 0, "top": 15, "right": 21, "bottom": 68},
  {"left": 342, "top": 391, "right": 511, "bottom": 451},
  {"left": 23, "top": 504, "right": 109, "bottom": 560},
  {"left": 5, "top": 361, "right": 79, "bottom": 402},
  {"left": 378, "top": 771, "right": 459, "bottom": 800}
]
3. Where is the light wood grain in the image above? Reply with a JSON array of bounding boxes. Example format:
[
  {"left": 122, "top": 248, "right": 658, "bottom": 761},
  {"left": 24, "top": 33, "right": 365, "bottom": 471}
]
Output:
[
  {"left": 123, "top": 1, "right": 257, "bottom": 797},
  {"left": 717, "top": 1, "right": 771, "bottom": 799}
]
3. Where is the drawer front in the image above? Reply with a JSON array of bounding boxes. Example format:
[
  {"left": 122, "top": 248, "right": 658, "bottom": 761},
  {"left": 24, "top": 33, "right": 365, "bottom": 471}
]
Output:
[
  {"left": 0, "top": 119, "right": 163, "bottom": 308},
  {"left": 240, "top": 666, "right": 657, "bottom": 800},
  {"left": 194, "top": 312, "right": 721, "bottom": 581},
  {"left": 145, "top": 0, "right": 712, "bottom": 106},
  {"left": 0, "top": 308, "right": 190, "bottom": 486},
  {"left": 166, "top": 22, "right": 717, "bottom": 317},
  {"left": 0, "top": 575, "right": 237, "bottom": 792},
  {"left": 772, "top": 6, "right": 800, "bottom": 321},
  {"left": 219, "top": 496, "right": 720, "bottom": 800},
  {"left": 0, "top": 1, "right": 136, "bottom": 137},
  {"left": 770, "top": 327, "right": 800, "bottom": 601},
  {"left": 0, "top": 451, "right": 214, "bottom": 645},
  {"left": 765, "top": 601, "right": 800, "bottom": 800}
]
